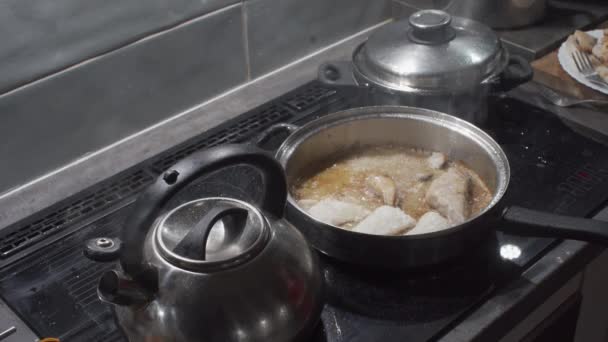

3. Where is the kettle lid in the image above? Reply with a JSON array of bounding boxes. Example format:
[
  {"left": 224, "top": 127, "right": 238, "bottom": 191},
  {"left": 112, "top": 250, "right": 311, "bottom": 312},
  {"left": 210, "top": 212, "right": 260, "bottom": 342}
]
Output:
[{"left": 155, "top": 197, "right": 269, "bottom": 272}]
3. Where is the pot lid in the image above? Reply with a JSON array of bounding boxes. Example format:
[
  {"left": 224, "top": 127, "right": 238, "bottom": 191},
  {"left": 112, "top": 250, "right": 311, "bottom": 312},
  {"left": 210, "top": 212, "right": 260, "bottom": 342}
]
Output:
[
  {"left": 155, "top": 198, "right": 269, "bottom": 272},
  {"left": 353, "top": 10, "right": 506, "bottom": 92}
]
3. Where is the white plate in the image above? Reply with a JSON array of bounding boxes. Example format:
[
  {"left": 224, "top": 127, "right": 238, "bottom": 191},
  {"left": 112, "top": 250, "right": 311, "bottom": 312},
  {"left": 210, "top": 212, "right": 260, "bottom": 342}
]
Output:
[{"left": 557, "top": 29, "right": 608, "bottom": 95}]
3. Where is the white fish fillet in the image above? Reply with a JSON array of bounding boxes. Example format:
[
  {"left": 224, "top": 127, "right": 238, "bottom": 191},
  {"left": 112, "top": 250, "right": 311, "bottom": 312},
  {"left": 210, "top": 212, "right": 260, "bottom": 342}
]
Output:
[
  {"left": 416, "top": 172, "right": 433, "bottom": 182},
  {"left": 297, "top": 199, "right": 318, "bottom": 210},
  {"left": 307, "top": 199, "right": 370, "bottom": 226},
  {"left": 427, "top": 152, "right": 446, "bottom": 169},
  {"left": 365, "top": 174, "right": 396, "bottom": 206},
  {"left": 425, "top": 168, "right": 470, "bottom": 224},
  {"left": 352, "top": 206, "right": 416, "bottom": 235},
  {"left": 406, "top": 211, "right": 450, "bottom": 235},
  {"left": 592, "top": 41, "right": 608, "bottom": 64}
]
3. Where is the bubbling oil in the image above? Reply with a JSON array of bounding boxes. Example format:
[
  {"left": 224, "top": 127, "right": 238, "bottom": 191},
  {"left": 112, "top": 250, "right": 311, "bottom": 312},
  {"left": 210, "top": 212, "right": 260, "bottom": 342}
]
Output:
[{"left": 293, "top": 146, "right": 492, "bottom": 222}]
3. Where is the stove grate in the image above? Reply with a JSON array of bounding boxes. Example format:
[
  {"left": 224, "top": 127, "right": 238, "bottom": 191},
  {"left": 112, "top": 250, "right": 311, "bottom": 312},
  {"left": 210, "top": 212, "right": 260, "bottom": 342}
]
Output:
[
  {"left": 0, "top": 170, "right": 152, "bottom": 259},
  {"left": 150, "top": 104, "right": 292, "bottom": 173},
  {"left": 284, "top": 83, "right": 337, "bottom": 112}
]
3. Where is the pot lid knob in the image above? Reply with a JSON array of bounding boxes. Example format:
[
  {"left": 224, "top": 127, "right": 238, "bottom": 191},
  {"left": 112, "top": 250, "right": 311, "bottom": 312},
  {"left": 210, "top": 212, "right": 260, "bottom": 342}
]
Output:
[{"left": 408, "top": 10, "right": 455, "bottom": 44}]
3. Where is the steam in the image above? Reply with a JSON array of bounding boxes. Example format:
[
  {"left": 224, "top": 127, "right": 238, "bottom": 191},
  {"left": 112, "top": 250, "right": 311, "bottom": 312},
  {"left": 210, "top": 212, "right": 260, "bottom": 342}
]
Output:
[{"left": 441, "top": 0, "right": 484, "bottom": 21}]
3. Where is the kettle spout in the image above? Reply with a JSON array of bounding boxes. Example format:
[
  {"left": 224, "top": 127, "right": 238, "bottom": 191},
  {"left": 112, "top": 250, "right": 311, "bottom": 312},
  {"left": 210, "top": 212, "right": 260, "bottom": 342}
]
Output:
[{"left": 98, "top": 270, "right": 153, "bottom": 306}]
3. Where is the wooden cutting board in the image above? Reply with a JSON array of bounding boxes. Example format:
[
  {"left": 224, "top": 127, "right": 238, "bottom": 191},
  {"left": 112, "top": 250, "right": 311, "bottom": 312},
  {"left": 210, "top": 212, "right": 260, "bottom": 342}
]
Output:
[{"left": 532, "top": 22, "right": 608, "bottom": 100}]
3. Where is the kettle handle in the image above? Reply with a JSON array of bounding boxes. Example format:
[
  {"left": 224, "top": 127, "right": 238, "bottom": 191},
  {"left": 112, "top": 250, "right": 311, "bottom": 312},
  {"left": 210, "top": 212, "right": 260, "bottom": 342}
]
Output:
[
  {"left": 121, "top": 144, "right": 287, "bottom": 281},
  {"left": 172, "top": 205, "right": 248, "bottom": 260}
]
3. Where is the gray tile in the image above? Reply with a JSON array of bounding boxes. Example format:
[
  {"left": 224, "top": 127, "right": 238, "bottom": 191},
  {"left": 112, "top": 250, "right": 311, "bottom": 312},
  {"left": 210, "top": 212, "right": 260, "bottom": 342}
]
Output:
[
  {"left": 245, "top": 0, "right": 391, "bottom": 78},
  {"left": 0, "top": 0, "right": 239, "bottom": 93},
  {"left": 0, "top": 21, "right": 377, "bottom": 229},
  {"left": 392, "top": 0, "right": 448, "bottom": 10},
  {"left": 391, "top": 0, "right": 419, "bottom": 19},
  {"left": 0, "top": 5, "right": 247, "bottom": 194}
]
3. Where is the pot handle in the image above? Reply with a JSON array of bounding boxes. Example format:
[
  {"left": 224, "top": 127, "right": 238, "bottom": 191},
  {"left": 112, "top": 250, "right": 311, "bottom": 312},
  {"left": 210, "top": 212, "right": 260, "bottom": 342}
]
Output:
[
  {"left": 491, "top": 55, "right": 534, "bottom": 93},
  {"left": 318, "top": 61, "right": 359, "bottom": 87},
  {"left": 121, "top": 144, "right": 287, "bottom": 281},
  {"left": 501, "top": 206, "right": 608, "bottom": 245},
  {"left": 252, "top": 123, "right": 299, "bottom": 147}
]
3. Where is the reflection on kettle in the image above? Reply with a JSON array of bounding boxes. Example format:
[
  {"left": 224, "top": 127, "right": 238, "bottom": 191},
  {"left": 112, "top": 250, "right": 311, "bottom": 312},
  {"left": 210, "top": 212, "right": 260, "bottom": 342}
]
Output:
[{"left": 84, "top": 144, "right": 324, "bottom": 342}]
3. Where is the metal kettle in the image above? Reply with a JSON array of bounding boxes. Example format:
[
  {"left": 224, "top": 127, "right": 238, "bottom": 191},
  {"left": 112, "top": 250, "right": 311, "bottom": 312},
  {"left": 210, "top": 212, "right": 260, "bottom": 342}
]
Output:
[{"left": 84, "top": 144, "right": 324, "bottom": 342}]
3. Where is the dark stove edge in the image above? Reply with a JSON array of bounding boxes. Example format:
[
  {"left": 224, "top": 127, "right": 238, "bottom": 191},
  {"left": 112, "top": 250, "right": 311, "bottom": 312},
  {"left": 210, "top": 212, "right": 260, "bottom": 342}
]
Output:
[
  {"left": 444, "top": 198, "right": 608, "bottom": 340},
  {"left": 439, "top": 80, "right": 608, "bottom": 341},
  {"left": 441, "top": 240, "right": 602, "bottom": 342}
]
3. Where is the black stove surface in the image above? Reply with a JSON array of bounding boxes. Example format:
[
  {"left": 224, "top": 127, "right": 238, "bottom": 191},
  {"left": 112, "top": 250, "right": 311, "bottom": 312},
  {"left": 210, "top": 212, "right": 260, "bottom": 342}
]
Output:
[{"left": 1, "top": 82, "right": 608, "bottom": 342}]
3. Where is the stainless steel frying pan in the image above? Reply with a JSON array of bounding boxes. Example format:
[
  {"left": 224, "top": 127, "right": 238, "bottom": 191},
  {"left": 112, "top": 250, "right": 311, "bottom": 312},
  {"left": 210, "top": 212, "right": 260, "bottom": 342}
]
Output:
[{"left": 255, "top": 106, "right": 608, "bottom": 268}]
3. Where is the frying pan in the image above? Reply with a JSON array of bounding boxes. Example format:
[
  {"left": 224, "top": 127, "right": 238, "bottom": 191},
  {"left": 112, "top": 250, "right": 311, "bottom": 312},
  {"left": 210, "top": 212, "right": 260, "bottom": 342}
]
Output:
[{"left": 254, "top": 106, "right": 608, "bottom": 268}]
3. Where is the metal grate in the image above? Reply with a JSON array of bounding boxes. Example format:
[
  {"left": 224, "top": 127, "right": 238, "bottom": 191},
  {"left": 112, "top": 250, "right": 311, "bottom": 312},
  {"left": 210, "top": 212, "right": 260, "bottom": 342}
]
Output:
[
  {"left": 66, "top": 262, "right": 113, "bottom": 310},
  {"left": 0, "top": 170, "right": 153, "bottom": 258},
  {"left": 0, "top": 81, "right": 344, "bottom": 341},
  {"left": 150, "top": 104, "right": 293, "bottom": 172},
  {"left": 284, "top": 84, "right": 337, "bottom": 112},
  {"left": 0, "top": 206, "right": 129, "bottom": 341}
]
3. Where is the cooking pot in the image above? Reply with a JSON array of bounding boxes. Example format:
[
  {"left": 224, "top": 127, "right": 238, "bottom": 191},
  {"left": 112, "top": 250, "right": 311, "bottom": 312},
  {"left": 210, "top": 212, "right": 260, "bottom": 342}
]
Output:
[
  {"left": 318, "top": 10, "right": 533, "bottom": 125},
  {"left": 84, "top": 144, "right": 323, "bottom": 342},
  {"left": 443, "top": 0, "right": 547, "bottom": 29},
  {"left": 255, "top": 106, "right": 608, "bottom": 269}
]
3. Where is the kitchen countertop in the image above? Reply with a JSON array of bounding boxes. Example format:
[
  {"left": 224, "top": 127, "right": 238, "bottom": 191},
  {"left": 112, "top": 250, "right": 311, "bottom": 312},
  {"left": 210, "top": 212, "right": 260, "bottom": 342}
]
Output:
[{"left": 1, "top": 18, "right": 608, "bottom": 341}]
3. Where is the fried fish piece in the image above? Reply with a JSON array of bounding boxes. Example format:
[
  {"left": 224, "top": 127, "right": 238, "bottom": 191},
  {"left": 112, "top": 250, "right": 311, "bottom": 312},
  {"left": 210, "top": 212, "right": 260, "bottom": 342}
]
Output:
[
  {"left": 590, "top": 54, "right": 603, "bottom": 69},
  {"left": 592, "top": 41, "right": 608, "bottom": 65},
  {"left": 425, "top": 167, "right": 471, "bottom": 224},
  {"left": 597, "top": 66, "right": 608, "bottom": 83},
  {"left": 297, "top": 199, "right": 318, "bottom": 210},
  {"left": 365, "top": 174, "right": 397, "bottom": 206},
  {"left": 307, "top": 199, "right": 370, "bottom": 226},
  {"left": 352, "top": 206, "right": 415, "bottom": 235},
  {"left": 574, "top": 30, "right": 597, "bottom": 53},
  {"left": 405, "top": 211, "right": 450, "bottom": 235},
  {"left": 428, "top": 152, "right": 446, "bottom": 170}
]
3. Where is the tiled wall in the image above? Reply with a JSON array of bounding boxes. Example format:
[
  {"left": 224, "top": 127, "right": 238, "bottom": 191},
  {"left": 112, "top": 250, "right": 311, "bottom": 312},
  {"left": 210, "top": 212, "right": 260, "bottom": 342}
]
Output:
[
  {"left": 391, "top": 0, "right": 429, "bottom": 19},
  {"left": 245, "top": 0, "right": 391, "bottom": 77},
  {"left": 0, "top": 0, "right": 390, "bottom": 194},
  {"left": 0, "top": 0, "right": 240, "bottom": 93}
]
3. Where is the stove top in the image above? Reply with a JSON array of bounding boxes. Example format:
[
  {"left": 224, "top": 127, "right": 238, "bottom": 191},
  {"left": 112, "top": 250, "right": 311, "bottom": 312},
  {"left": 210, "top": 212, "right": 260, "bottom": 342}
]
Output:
[
  {"left": 497, "top": 0, "right": 608, "bottom": 60},
  {"left": 1, "top": 82, "right": 608, "bottom": 342}
]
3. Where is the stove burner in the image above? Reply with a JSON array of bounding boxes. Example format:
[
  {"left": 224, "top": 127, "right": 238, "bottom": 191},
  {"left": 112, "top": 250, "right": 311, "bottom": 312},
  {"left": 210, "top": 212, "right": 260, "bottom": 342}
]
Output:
[{"left": 322, "top": 247, "right": 498, "bottom": 320}]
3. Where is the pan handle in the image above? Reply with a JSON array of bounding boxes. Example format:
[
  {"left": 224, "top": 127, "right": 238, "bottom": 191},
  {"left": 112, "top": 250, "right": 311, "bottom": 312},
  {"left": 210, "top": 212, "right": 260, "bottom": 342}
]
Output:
[
  {"left": 487, "top": 55, "right": 534, "bottom": 93},
  {"left": 318, "top": 61, "right": 359, "bottom": 87},
  {"left": 251, "top": 123, "right": 299, "bottom": 147},
  {"left": 501, "top": 206, "right": 608, "bottom": 245}
]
